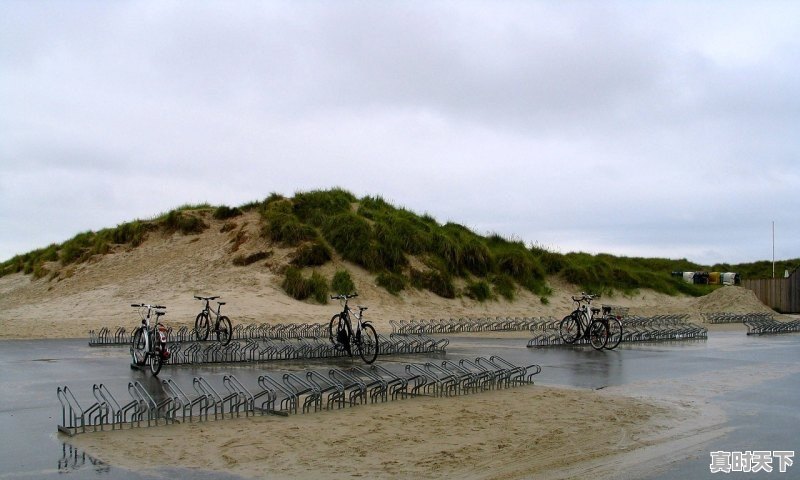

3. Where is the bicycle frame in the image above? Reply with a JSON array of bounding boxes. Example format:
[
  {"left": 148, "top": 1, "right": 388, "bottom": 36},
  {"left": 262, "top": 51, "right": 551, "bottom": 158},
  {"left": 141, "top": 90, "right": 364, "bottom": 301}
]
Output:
[
  {"left": 341, "top": 303, "right": 367, "bottom": 338},
  {"left": 329, "top": 293, "right": 379, "bottom": 363},
  {"left": 130, "top": 303, "right": 170, "bottom": 373},
  {"left": 558, "top": 293, "right": 610, "bottom": 350},
  {"left": 570, "top": 295, "right": 596, "bottom": 335},
  {"left": 133, "top": 304, "right": 162, "bottom": 348},
  {"left": 198, "top": 297, "right": 222, "bottom": 325},
  {"left": 193, "top": 295, "right": 233, "bottom": 345}
]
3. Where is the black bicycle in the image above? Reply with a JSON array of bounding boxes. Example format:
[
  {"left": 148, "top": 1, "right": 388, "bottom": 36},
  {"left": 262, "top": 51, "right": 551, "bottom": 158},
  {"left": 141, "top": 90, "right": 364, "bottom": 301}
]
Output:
[
  {"left": 328, "top": 293, "right": 379, "bottom": 364},
  {"left": 600, "top": 305, "right": 624, "bottom": 350},
  {"left": 558, "top": 293, "right": 610, "bottom": 350},
  {"left": 130, "top": 304, "right": 171, "bottom": 375},
  {"left": 193, "top": 295, "right": 233, "bottom": 345}
]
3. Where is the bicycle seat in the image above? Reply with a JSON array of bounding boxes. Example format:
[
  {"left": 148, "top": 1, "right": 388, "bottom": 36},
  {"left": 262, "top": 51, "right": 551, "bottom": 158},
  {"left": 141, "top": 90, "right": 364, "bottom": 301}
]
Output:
[
  {"left": 358, "top": 306, "right": 368, "bottom": 311},
  {"left": 155, "top": 311, "right": 166, "bottom": 317},
  {"left": 217, "top": 302, "right": 226, "bottom": 306}
]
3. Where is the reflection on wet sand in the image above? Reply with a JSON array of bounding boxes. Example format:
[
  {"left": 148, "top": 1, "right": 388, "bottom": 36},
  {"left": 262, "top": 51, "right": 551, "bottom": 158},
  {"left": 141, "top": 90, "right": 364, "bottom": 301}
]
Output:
[{"left": 58, "top": 443, "right": 108, "bottom": 475}]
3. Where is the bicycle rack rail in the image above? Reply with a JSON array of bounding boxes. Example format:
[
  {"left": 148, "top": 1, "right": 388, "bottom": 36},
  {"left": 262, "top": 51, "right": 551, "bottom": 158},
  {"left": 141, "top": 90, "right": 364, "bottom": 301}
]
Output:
[
  {"left": 306, "top": 370, "right": 346, "bottom": 410},
  {"left": 90, "top": 322, "right": 329, "bottom": 347},
  {"left": 702, "top": 312, "right": 774, "bottom": 324},
  {"left": 90, "top": 316, "right": 556, "bottom": 348},
  {"left": 389, "top": 316, "right": 552, "bottom": 335},
  {"left": 742, "top": 315, "right": 800, "bottom": 335},
  {"left": 527, "top": 314, "right": 708, "bottom": 348},
  {"left": 697, "top": 311, "right": 800, "bottom": 335},
  {"left": 57, "top": 356, "right": 541, "bottom": 435},
  {"left": 88, "top": 326, "right": 131, "bottom": 346},
  {"left": 329, "top": 368, "right": 367, "bottom": 406},
  {"left": 90, "top": 325, "right": 449, "bottom": 368}
]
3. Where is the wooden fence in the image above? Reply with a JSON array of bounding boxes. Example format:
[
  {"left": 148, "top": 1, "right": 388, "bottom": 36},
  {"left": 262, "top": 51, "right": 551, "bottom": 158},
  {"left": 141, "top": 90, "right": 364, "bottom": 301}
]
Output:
[{"left": 742, "top": 268, "right": 800, "bottom": 313}]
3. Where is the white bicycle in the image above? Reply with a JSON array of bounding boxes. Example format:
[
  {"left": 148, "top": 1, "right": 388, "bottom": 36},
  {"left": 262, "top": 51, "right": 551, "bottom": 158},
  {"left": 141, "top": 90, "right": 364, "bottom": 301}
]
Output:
[{"left": 129, "top": 304, "right": 171, "bottom": 375}]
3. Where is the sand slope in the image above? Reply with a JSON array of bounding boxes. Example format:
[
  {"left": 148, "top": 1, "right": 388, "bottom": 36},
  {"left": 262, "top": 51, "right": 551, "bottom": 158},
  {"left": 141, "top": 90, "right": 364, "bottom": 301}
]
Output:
[{"left": 0, "top": 210, "right": 777, "bottom": 339}]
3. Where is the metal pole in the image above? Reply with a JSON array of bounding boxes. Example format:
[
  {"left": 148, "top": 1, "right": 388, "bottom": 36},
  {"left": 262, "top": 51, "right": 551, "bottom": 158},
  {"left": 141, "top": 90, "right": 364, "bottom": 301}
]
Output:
[{"left": 772, "top": 221, "right": 775, "bottom": 279}]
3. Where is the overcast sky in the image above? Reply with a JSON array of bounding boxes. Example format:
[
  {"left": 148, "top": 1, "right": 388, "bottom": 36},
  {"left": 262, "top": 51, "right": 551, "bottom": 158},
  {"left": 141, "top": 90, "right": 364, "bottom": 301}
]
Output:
[{"left": 2, "top": 1, "right": 798, "bottom": 266}]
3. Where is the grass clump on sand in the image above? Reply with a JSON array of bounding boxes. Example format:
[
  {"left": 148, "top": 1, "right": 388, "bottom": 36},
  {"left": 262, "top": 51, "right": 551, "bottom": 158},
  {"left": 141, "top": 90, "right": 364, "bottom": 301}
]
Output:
[
  {"left": 161, "top": 209, "right": 209, "bottom": 235},
  {"left": 282, "top": 267, "right": 328, "bottom": 304},
  {"left": 213, "top": 205, "right": 242, "bottom": 220},
  {"left": 465, "top": 279, "right": 493, "bottom": 302},
  {"left": 562, "top": 253, "right": 705, "bottom": 296},
  {"left": 331, "top": 270, "right": 356, "bottom": 295},
  {"left": 377, "top": 271, "right": 406, "bottom": 295},
  {"left": 260, "top": 199, "right": 317, "bottom": 246},
  {"left": 290, "top": 241, "right": 332, "bottom": 267}
]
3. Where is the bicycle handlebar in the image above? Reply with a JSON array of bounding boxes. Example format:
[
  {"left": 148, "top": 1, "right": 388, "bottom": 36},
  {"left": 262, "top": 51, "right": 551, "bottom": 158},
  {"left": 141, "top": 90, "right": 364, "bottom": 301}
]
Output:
[
  {"left": 571, "top": 293, "right": 600, "bottom": 303},
  {"left": 194, "top": 296, "right": 220, "bottom": 301},
  {"left": 131, "top": 303, "right": 166, "bottom": 309},
  {"left": 330, "top": 293, "right": 358, "bottom": 300}
]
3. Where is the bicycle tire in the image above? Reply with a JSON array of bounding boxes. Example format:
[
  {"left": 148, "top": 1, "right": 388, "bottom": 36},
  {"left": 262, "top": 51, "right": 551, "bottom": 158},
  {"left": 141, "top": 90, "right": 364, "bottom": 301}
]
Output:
[
  {"left": 559, "top": 314, "right": 580, "bottom": 344},
  {"left": 149, "top": 337, "right": 163, "bottom": 375},
  {"left": 328, "top": 314, "right": 348, "bottom": 353},
  {"left": 606, "top": 318, "right": 623, "bottom": 350},
  {"left": 356, "top": 323, "right": 379, "bottom": 364},
  {"left": 216, "top": 315, "right": 232, "bottom": 346},
  {"left": 130, "top": 327, "right": 147, "bottom": 366},
  {"left": 195, "top": 312, "right": 210, "bottom": 341},
  {"left": 589, "top": 320, "right": 609, "bottom": 350}
]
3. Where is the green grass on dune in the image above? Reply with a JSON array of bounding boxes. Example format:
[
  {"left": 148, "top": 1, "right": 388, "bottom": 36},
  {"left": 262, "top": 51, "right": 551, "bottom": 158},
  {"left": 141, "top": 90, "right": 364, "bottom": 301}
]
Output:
[{"left": 2, "top": 188, "right": 796, "bottom": 303}]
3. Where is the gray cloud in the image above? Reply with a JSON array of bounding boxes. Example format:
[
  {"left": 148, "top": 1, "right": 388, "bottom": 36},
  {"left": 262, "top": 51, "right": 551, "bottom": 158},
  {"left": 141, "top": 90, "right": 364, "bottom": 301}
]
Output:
[{"left": 1, "top": 1, "right": 798, "bottom": 265}]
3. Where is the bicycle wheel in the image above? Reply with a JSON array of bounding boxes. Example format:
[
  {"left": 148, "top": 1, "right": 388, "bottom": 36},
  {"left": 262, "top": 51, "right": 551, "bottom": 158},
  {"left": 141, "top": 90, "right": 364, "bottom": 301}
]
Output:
[
  {"left": 589, "top": 320, "right": 609, "bottom": 350},
  {"left": 559, "top": 314, "right": 580, "bottom": 344},
  {"left": 216, "top": 316, "right": 232, "bottom": 346},
  {"left": 194, "top": 312, "right": 210, "bottom": 341},
  {"left": 130, "top": 327, "right": 147, "bottom": 366},
  {"left": 606, "top": 318, "right": 623, "bottom": 350},
  {"left": 149, "top": 337, "right": 163, "bottom": 375},
  {"left": 328, "top": 314, "right": 348, "bottom": 353},
  {"left": 356, "top": 323, "right": 379, "bottom": 364}
]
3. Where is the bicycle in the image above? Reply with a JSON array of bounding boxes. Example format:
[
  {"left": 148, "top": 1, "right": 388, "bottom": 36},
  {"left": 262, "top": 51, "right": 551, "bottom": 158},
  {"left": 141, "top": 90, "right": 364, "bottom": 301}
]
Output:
[
  {"left": 601, "top": 305, "right": 624, "bottom": 350},
  {"left": 328, "top": 293, "right": 379, "bottom": 364},
  {"left": 558, "top": 293, "right": 610, "bottom": 350},
  {"left": 193, "top": 295, "right": 233, "bottom": 345},
  {"left": 130, "top": 304, "right": 171, "bottom": 375}
]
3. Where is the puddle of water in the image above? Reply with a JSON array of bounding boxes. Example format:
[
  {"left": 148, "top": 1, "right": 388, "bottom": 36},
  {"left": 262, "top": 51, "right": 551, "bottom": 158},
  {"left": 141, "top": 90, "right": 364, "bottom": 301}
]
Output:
[{"left": 0, "top": 334, "right": 798, "bottom": 478}]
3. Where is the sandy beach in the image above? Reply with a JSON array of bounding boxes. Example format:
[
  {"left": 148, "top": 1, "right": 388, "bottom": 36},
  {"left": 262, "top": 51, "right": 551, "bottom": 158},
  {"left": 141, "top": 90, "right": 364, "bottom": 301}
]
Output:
[
  {"left": 0, "top": 213, "right": 788, "bottom": 479},
  {"left": 68, "top": 385, "right": 703, "bottom": 480}
]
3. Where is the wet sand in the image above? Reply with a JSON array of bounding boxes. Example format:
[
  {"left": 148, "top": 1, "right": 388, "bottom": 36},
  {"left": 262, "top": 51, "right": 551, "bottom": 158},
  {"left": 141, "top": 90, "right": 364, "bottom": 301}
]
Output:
[{"left": 69, "top": 385, "right": 697, "bottom": 480}]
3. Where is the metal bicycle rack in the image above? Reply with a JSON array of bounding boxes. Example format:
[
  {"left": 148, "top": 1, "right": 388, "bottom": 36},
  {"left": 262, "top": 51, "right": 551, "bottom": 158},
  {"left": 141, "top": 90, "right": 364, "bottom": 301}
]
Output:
[
  {"left": 90, "top": 321, "right": 448, "bottom": 363},
  {"left": 88, "top": 326, "right": 131, "bottom": 346},
  {"left": 390, "top": 316, "right": 549, "bottom": 334},
  {"left": 56, "top": 356, "right": 541, "bottom": 436},
  {"left": 527, "top": 314, "right": 708, "bottom": 348},
  {"left": 92, "top": 321, "right": 449, "bottom": 369},
  {"left": 157, "top": 333, "right": 446, "bottom": 367},
  {"left": 702, "top": 312, "right": 774, "bottom": 324},
  {"left": 741, "top": 315, "right": 800, "bottom": 335},
  {"left": 89, "top": 322, "right": 329, "bottom": 347}
]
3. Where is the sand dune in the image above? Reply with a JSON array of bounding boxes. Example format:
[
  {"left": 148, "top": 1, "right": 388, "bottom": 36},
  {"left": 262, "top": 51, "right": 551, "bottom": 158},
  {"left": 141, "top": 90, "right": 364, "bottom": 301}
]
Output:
[{"left": 1, "top": 211, "right": 783, "bottom": 479}]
